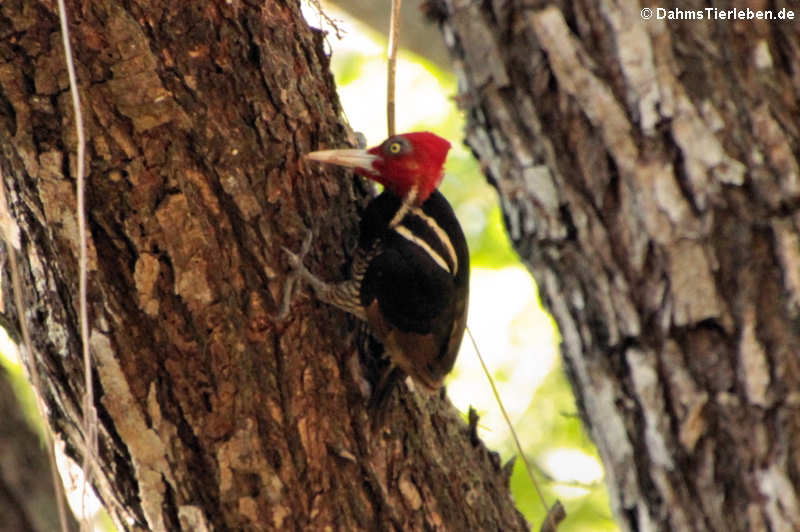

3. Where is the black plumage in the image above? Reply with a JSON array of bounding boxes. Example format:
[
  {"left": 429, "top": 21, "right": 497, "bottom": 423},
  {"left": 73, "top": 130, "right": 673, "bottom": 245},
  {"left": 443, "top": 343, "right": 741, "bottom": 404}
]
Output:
[
  {"left": 287, "top": 132, "right": 470, "bottom": 408},
  {"left": 357, "top": 190, "right": 469, "bottom": 390}
]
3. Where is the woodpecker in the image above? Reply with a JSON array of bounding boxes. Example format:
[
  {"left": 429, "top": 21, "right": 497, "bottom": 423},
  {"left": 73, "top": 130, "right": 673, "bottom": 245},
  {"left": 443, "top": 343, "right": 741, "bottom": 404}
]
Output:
[{"left": 285, "top": 132, "right": 469, "bottom": 401}]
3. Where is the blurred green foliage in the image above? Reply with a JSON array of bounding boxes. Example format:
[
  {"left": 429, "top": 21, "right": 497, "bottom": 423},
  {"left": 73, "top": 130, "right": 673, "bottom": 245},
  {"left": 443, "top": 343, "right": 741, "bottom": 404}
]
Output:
[
  {"left": 509, "top": 366, "right": 617, "bottom": 531},
  {"left": 327, "top": 15, "right": 617, "bottom": 531},
  {"left": 0, "top": 345, "right": 46, "bottom": 441}
]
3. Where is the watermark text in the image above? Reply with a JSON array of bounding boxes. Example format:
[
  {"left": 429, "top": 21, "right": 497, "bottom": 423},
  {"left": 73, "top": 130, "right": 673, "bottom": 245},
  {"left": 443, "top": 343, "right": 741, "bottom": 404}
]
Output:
[{"left": 640, "top": 7, "right": 795, "bottom": 21}]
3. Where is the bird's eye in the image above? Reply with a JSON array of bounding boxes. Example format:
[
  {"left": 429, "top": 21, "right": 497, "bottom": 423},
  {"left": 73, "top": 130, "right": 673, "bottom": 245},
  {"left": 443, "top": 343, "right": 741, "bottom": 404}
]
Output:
[
  {"left": 382, "top": 135, "right": 413, "bottom": 157},
  {"left": 383, "top": 136, "right": 410, "bottom": 157}
]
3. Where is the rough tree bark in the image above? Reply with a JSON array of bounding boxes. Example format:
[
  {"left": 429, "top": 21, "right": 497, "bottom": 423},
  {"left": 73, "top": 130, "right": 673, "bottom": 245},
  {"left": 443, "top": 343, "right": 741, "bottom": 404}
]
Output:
[
  {"left": 434, "top": 1, "right": 800, "bottom": 531},
  {"left": 0, "top": 1, "right": 528, "bottom": 531}
]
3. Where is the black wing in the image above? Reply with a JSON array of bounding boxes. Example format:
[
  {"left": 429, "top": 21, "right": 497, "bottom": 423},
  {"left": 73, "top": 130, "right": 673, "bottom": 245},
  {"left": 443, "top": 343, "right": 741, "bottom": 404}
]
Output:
[{"left": 360, "top": 235, "right": 455, "bottom": 335}]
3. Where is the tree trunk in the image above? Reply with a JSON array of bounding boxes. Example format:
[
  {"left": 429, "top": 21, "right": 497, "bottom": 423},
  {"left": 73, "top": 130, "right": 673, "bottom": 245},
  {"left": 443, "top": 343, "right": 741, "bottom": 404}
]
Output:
[
  {"left": 435, "top": 1, "right": 800, "bottom": 530},
  {"left": 0, "top": 1, "right": 527, "bottom": 530}
]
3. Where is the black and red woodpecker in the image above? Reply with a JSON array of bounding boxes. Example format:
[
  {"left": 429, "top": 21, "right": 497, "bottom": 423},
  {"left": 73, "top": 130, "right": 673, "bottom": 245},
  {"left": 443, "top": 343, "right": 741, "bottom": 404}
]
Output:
[{"left": 285, "top": 132, "right": 469, "bottom": 399}]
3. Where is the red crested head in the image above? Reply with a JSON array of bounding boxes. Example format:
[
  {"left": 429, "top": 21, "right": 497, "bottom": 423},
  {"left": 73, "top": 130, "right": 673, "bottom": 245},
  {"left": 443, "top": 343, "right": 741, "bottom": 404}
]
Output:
[
  {"left": 365, "top": 132, "right": 451, "bottom": 203},
  {"left": 306, "top": 132, "right": 451, "bottom": 204}
]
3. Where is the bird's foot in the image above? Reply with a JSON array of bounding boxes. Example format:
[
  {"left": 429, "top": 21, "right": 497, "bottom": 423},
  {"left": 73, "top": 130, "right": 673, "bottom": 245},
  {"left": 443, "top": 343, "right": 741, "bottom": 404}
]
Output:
[
  {"left": 278, "top": 230, "right": 315, "bottom": 318},
  {"left": 283, "top": 230, "right": 312, "bottom": 274}
]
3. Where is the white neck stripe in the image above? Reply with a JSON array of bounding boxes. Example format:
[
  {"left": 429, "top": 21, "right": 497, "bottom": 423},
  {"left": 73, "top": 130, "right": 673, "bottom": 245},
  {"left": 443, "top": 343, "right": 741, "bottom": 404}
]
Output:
[
  {"left": 410, "top": 207, "right": 458, "bottom": 275},
  {"left": 389, "top": 187, "right": 418, "bottom": 228},
  {"left": 394, "top": 225, "right": 451, "bottom": 274}
]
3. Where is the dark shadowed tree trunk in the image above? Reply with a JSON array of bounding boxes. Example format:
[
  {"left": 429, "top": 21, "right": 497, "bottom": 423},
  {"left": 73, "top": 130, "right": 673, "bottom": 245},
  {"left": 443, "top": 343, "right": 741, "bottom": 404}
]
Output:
[
  {"left": 432, "top": 1, "right": 800, "bottom": 530},
  {"left": 0, "top": 1, "right": 528, "bottom": 531}
]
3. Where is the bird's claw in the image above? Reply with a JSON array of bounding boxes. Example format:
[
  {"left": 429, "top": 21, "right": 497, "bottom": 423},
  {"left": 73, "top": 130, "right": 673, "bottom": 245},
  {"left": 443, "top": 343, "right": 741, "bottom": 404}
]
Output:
[
  {"left": 282, "top": 246, "right": 304, "bottom": 272},
  {"left": 282, "top": 229, "right": 313, "bottom": 274},
  {"left": 278, "top": 230, "right": 314, "bottom": 318}
]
